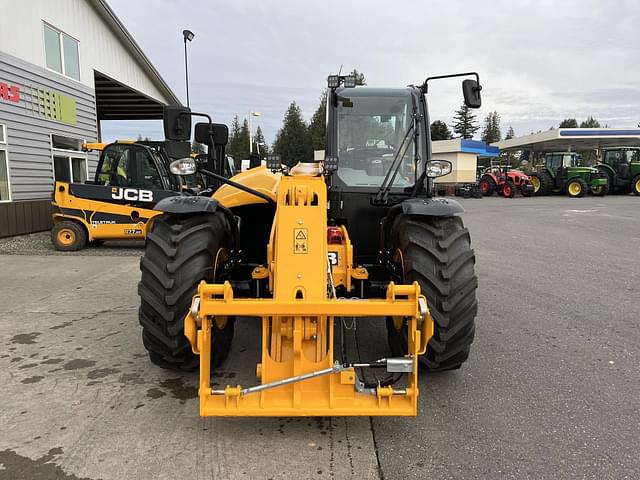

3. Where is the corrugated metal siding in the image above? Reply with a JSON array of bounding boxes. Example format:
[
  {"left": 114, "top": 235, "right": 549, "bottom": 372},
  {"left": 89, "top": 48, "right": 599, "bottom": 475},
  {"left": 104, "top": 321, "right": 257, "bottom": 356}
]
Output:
[
  {"left": 0, "top": 0, "right": 173, "bottom": 104},
  {"left": 0, "top": 51, "right": 98, "bottom": 201}
]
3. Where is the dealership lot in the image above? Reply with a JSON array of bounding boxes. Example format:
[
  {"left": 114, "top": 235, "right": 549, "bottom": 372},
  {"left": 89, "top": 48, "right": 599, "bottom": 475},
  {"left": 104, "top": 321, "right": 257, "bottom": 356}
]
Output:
[{"left": 0, "top": 195, "right": 638, "bottom": 480}]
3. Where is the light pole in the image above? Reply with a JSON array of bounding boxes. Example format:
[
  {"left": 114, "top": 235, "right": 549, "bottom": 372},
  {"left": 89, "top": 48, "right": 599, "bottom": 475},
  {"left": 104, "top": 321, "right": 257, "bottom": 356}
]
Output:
[
  {"left": 249, "top": 111, "right": 261, "bottom": 153},
  {"left": 182, "top": 29, "right": 195, "bottom": 107}
]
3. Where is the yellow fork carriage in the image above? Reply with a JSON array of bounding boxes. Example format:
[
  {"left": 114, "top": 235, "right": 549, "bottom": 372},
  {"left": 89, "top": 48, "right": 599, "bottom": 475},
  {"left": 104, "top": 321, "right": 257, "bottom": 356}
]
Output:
[{"left": 183, "top": 175, "right": 433, "bottom": 416}]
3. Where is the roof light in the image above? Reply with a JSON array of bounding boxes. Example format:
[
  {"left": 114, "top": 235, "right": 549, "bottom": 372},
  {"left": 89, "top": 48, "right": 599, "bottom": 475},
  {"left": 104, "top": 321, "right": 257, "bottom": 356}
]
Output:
[{"left": 327, "top": 75, "right": 340, "bottom": 88}]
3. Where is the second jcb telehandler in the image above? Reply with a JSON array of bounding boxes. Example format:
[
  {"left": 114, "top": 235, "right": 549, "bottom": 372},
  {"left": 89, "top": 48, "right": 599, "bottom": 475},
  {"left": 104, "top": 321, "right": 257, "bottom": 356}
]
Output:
[
  {"left": 595, "top": 147, "right": 640, "bottom": 195},
  {"left": 530, "top": 151, "right": 608, "bottom": 197},
  {"left": 138, "top": 72, "right": 481, "bottom": 417},
  {"left": 50, "top": 139, "right": 235, "bottom": 251}
]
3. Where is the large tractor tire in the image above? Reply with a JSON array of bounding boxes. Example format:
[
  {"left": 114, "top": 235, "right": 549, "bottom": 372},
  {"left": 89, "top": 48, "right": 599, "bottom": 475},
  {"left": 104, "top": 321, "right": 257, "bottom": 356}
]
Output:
[
  {"left": 530, "top": 172, "right": 553, "bottom": 196},
  {"left": 51, "top": 220, "right": 87, "bottom": 251},
  {"left": 596, "top": 166, "right": 615, "bottom": 193},
  {"left": 386, "top": 215, "right": 477, "bottom": 371},
  {"left": 631, "top": 174, "right": 640, "bottom": 196},
  {"left": 520, "top": 184, "right": 534, "bottom": 197},
  {"left": 590, "top": 182, "right": 609, "bottom": 196},
  {"left": 566, "top": 177, "right": 587, "bottom": 198},
  {"left": 478, "top": 175, "right": 495, "bottom": 196},
  {"left": 138, "top": 212, "right": 235, "bottom": 371}
]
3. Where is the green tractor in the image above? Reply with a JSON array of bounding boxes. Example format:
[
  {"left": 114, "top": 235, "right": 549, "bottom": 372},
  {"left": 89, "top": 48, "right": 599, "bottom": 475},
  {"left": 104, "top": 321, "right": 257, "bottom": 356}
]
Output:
[
  {"left": 530, "top": 152, "right": 608, "bottom": 197},
  {"left": 595, "top": 147, "right": 640, "bottom": 195}
]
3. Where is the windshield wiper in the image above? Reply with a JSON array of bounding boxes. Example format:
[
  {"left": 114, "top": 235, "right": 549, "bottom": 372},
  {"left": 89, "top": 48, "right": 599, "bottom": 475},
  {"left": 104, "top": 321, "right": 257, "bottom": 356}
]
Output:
[{"left": 373, "top": 116, "right": 416, "bottom": 204}]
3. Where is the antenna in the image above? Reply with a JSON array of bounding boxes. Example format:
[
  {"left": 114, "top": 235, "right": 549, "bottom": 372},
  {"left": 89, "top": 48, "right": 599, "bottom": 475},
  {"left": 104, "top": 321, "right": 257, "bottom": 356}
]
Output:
[{"left": 337, "top": 64, "right": 343, "bottom": 76}]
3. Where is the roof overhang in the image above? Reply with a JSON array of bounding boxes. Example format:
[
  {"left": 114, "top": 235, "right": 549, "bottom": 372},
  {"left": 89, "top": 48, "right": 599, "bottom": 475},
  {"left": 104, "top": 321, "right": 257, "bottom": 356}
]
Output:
[
  {"left": 89, "top": 0, "right": 181, "bottom": 107},
  {"left": 495, "top": 128, "right": 640, "bottom": 152},
  {"left": 94, "top": 71, "right": 165, "bottom": 120},
  {"left": 433, "top": 138, "right": 500, "bottom": 157}
]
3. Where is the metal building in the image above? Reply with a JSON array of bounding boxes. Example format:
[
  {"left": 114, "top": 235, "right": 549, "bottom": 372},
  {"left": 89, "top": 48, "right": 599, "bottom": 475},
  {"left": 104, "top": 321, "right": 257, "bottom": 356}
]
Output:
[{"left": 0, "top": 0, "right": 180, "bottom": 237}]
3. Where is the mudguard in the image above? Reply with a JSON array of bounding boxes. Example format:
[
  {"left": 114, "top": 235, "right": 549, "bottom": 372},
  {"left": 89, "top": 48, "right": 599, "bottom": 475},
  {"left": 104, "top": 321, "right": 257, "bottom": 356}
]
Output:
[
  {"left": 380, "top": 197, "right": 465, "bottom": 262},
  {"left": 401, "top": 197, "right": 465, "bottom": 216},
  {"left": 154, "top": 195, "right": 219, "bottom": 214}
]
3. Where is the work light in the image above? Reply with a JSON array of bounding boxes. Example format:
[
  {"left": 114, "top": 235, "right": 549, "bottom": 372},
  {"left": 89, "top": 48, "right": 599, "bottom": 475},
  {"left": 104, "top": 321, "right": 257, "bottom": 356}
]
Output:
[
  {"left": 343, "top": 75, "right": 357, "bottom": 88},
  {"left": 327, "top": 75, "right": 340, "bottom": 88}
]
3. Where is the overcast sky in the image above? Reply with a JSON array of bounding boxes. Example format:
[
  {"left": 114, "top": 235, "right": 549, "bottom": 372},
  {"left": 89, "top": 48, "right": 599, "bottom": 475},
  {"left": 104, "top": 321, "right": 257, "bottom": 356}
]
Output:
[{"left": 101, "top": 0, "right": 640, "bottom": 146}]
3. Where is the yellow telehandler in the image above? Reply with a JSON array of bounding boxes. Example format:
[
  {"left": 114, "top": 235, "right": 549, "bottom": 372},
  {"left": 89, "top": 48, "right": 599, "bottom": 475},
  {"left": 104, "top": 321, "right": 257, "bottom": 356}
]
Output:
[
  {"left": 50, "top": 137, "right": 235, "bottom": 250},
  {"left": 138, "top": 72, "right": 482, "bottom": 416}
]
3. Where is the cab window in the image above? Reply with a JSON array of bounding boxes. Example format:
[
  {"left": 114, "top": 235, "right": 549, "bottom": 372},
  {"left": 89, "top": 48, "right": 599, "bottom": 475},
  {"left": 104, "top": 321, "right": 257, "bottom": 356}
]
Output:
[{"left": 96, "top": 144, "right": 163, "bottom": 189}]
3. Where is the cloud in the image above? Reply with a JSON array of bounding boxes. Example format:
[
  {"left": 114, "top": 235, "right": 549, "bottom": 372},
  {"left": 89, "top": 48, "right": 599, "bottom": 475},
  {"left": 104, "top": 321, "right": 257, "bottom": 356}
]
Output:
[{"left": 102, "top": 0, "right": 640, "bottom": 143}]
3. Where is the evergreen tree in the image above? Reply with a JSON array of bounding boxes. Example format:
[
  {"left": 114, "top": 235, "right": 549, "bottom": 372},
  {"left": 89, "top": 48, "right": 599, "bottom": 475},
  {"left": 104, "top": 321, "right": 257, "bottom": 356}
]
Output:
[
  {"left": 451, "top": 104, "right": 480, "bottom": 139},
  {"left": 272, "top": 102, "right": 312, "bottom": 167},
  {"left": 350, "top": 69, "right": 367, "bottom": 86},
  {"left": 253, "top": 126, "right": 267, "bottom": 155},
  {"left": 309, "top": 90, "right": 327, "bottom": 151},
  {"left": 430, "top": 120, "right": 452, "bottom": 140},
  {"left": 227, "top": 115, "right": 242, "bottom": 168},
  {"left": 559, "top": 118, "right": 579, "bottom": 128},
  {"left": 237, "top": 119, "right": 251, "bottom": 161},
  {"left": 481, "top": 111, "right": 502, "bottom": 144},
  {"left": 580, "top": 116, "right": 600, "bottom": 128},
  {"left": 505, "top": 126, "right": 515, "bottom": 140}
]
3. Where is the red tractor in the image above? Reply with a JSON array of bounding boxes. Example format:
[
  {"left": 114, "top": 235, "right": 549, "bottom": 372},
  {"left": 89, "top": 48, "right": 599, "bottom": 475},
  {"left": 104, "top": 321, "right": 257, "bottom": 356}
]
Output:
[{"left": 478, "top": 164, "right": 534, "bottom": 198}]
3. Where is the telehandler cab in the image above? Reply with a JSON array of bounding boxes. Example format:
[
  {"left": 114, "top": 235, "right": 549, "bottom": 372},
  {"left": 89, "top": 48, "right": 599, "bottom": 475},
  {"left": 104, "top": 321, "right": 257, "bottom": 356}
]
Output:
[{"left": 138, "top": 73, "right": 481, "bottom": 416}]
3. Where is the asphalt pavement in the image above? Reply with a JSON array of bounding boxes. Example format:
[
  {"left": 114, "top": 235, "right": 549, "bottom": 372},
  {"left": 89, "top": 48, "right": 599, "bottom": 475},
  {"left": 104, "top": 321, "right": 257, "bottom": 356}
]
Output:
[{"left": 0, "top": 195, "right": 638, "bottom": 479}]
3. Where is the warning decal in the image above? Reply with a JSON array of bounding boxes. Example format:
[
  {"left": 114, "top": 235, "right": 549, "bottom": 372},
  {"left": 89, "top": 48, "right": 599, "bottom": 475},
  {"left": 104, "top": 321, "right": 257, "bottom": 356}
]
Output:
[{"left": 294, "top": 228, "right": 308, "bottom": 254}]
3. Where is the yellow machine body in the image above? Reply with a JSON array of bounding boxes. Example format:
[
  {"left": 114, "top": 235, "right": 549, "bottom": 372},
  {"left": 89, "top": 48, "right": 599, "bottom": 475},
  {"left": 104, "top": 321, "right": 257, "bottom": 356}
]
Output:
[
  {"left": 51, "top": 166, "right": 281, "bottom": 245},
  {"left": 184, "top": 173, "right": 434, "bottom": 416},
  {"left": 51, "top": 181, "right": 160, "bottom": 241}
]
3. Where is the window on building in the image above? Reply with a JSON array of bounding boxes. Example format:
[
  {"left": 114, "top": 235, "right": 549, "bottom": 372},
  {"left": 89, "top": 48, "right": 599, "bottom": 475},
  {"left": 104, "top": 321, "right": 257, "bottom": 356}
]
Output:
[
  {"left": 0, "top": 124, "right": 11, "bottom": 201},
  {"left": 44, "top": 23, "right": 80, "bottom": 81},
  {"left": 51, "top": 134, "right": 88, "bottom": 184}
]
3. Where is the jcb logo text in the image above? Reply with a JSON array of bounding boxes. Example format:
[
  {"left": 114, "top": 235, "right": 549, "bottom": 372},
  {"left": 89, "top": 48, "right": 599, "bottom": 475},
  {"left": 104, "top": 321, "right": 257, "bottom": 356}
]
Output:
[{"left": 111, "top": 188, "right": 153, "bottom": 202}]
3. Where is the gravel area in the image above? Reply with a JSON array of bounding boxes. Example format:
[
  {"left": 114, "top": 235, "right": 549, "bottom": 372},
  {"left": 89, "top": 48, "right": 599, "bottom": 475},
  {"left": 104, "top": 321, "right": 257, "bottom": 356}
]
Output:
[{"left": 0, "top": 230, "right": 144, "bottom": 256}]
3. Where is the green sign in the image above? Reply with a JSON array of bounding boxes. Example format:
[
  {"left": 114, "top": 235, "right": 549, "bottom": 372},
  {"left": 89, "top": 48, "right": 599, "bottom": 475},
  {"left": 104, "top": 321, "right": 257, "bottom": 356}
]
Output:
[{"left": 27, "top": 85, "right": 77, "bottom": 126}]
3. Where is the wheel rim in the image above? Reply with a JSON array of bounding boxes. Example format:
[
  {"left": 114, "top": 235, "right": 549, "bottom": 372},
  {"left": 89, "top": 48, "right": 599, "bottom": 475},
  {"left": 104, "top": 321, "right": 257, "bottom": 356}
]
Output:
[
  {"left": 504, "top": 185, "right": 512, "bottom": 196},
  {"left": 479, "top": 181, "right": 489, "bottom": 193},
  {"left": 568, "top": 182, "right": 581, "bottom": 196},
  {"left": 592, "top": 185, "right": 603, "bottom": 194},
  {"left": 57, "top": 228, "right": 76, "bottom": 246},
  {"left": 530, "top": 176, "right": 540, "bottom": 192},
  {"left": 635, "top": 178, "right": 640, "bottom": 193}
]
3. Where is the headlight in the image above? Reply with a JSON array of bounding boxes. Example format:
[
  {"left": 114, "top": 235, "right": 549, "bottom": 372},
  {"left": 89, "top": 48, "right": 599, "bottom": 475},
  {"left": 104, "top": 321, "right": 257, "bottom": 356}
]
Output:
[
  {"left": 426, "top": 160, "right": 452, "bottom": 178},
  {"left": 169, "top": 158, "right": 197, "bottom": 175}
]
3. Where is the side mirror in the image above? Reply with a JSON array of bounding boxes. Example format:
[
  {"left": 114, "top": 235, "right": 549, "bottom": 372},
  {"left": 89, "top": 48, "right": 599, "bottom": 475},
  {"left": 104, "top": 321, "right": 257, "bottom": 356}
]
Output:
[
  {"left": 163, "top": 140, "right": 191, "bottom": 160},
  {"left": 462, "top": 79, "right": 482, "bottom": 109},
  {"left": 163, "top": 106, "right": 192, "bottom": 141},
  {"left": 194, "top": 122, "right": 229, "bottom": 146},
  {"left": 426, "top": 159, "right": 452, "bottom": 178}
]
